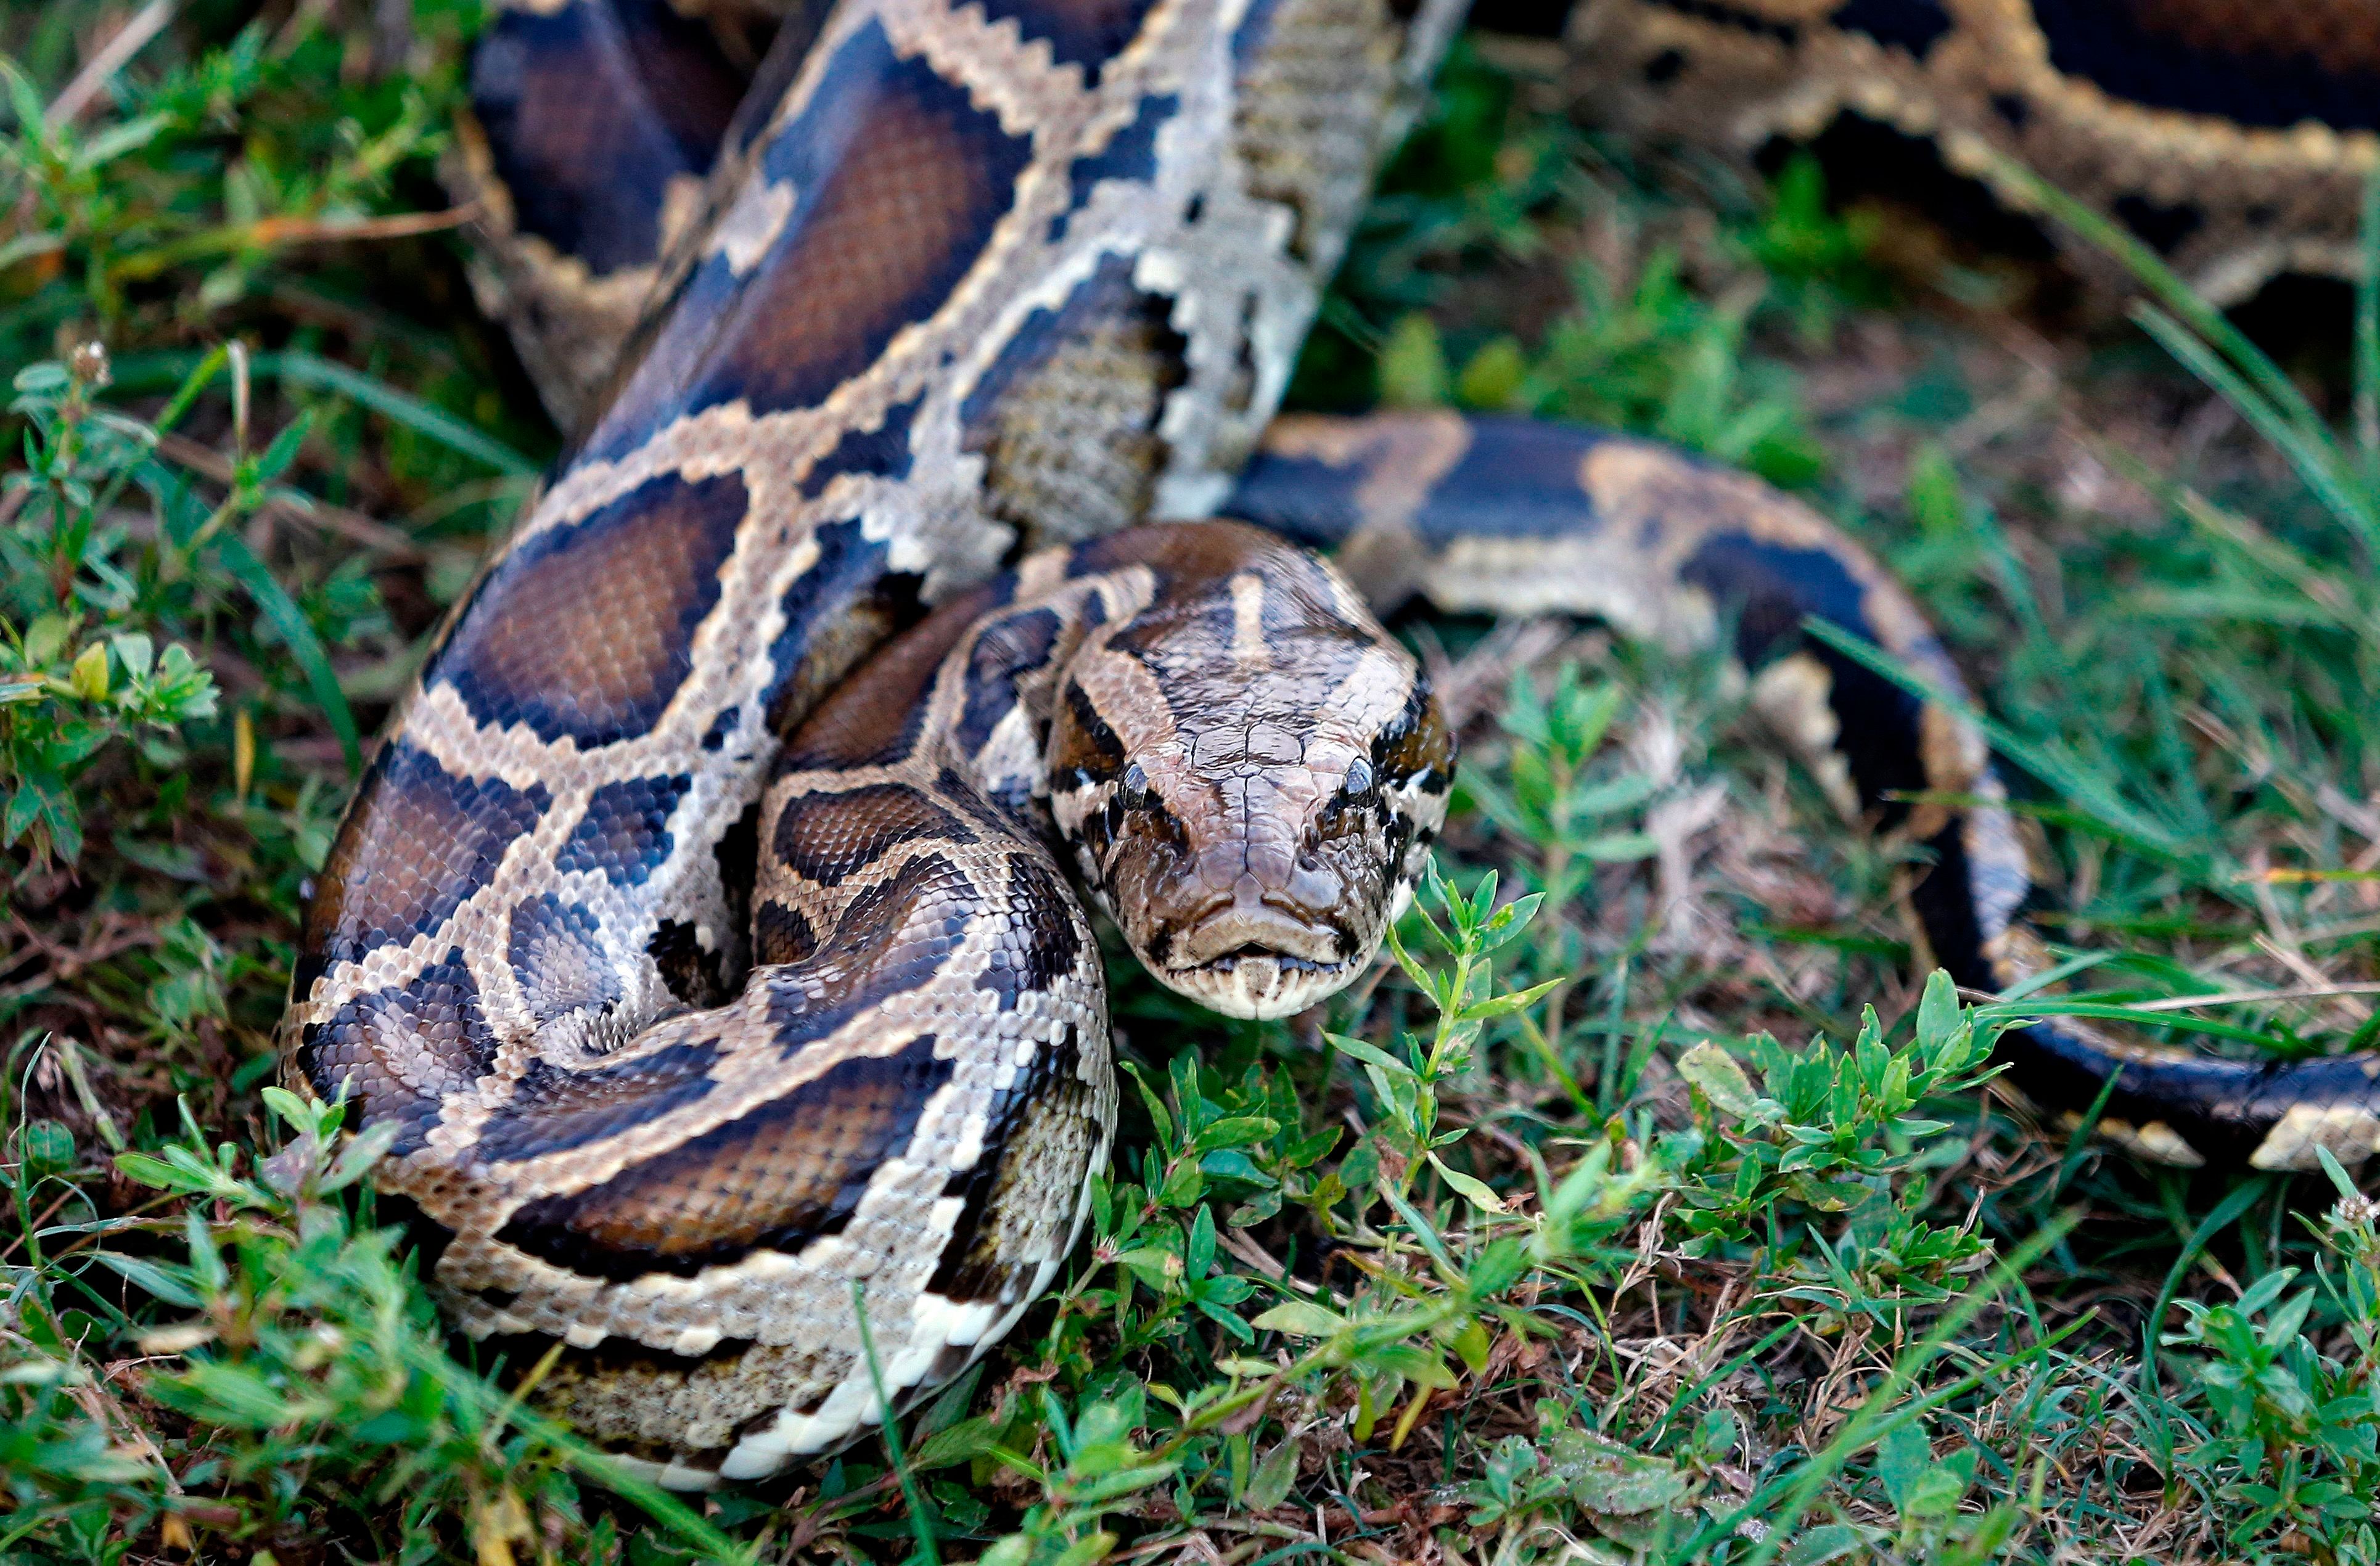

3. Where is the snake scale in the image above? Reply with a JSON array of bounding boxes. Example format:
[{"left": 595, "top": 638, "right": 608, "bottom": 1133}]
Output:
[{"left": 281, "top": 0, "right": 2380, "bottom": 1485}]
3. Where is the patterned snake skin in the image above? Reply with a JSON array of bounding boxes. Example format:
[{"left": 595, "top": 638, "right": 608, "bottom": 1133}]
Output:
[
  {"left": 1514, "top": 0, "right": 2380, "bottom": 305},
  {"left": 283, "top": 0, "right": 2380, "bottom": 1487}
]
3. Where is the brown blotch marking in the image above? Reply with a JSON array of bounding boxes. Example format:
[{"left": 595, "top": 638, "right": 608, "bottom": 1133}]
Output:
[
  {"left": 753, "top": 898, "right": 819, "bottom": 964},
  {"left": 469, "top": 0, "right": 747, "bottom": 273},
  {"left": 766, "top": 782, "right": 977, "bottom": 888},
  {"left": 959, "top": 257, "right": 1189, "bottom": 550},
  {"left": 646, "top": 919, "right": 728, "bottom": 1009},
  {"left": 297, "top": 950, "right": 497, "bottom": 1159},
  {"left": 975, "top": 0, "right": 1160, "bottom": 84},
  {"left": 583, "top": 20, "right": 1033, "bottom": 459},
  {"left": 776, "top": 574, "right": 1008, "bottom": 769},
  {"left": 975, "top": 852, "right": 1083, "bottom": 1011},
  {"left": 2118, "top": 0, "right": 2380, "bottom": 75},
  {"left": 298, "top": 745, "right": 549, "bottom": 988},
  {"left": 1371, "top": 680, "right": 1453, "bottom": 795},
  {"left": 556, "top": 773, "right": 692, "bottom": 887},
  {"left": 757, "top": 851, "right": 979, "bottom": 1056},
  {"left": 476, "top": 1037, "right": 727, "bottom": 1164},
  {"left": 1408, "top": 416, "right": 1612, "bottom": 545},
  {"left": 1053, "top": 674, "right": 1128, "bottom": 788},
  {"left": 953, "top": 605, "right": 1065, "bottom": 757},
  {"left": 435, "top": 471, "right": 749, "bottom": 746},
  {"left": 757, "top": 516, "right": 928, "bottom": 739},
  {"left": 492, "top": 1033, "right": 951, "bottom": 1280}
]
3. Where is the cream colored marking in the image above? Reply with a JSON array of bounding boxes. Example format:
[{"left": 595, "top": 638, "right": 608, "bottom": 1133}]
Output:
[
  {"left": 670, "top": 1324, "right": 724, "bottom": 1357},
  {"left": 711, "top": 179, "right": 797, "bottom": 276},
  {"left": 1748, "top": 653, "right": 1857, "bottom": 819},
  {"left": 2088, "top": 1117, "right": 2207, "bottom": 1169},
  {"left": 2252, "top": 1102, "right": 2380, "bottom": 1171},
  {"left": 1229, "top": 571, "right": 1270, "bottom": 667}
]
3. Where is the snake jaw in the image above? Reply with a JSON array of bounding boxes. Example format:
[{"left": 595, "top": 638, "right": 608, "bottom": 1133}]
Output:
[
  {"left": 1147, "top": 894, "right": 1359, "bottom": 1019},
  {"left": 1152, "top": 948, "right": 1359, "bottom": 1020}
]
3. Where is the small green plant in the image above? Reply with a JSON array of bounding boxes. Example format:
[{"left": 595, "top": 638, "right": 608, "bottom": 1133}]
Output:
[
  {"left": 2, "top": 1090, "right": 743, "bottom": 1565},
  {"left": 2148, "top": 1154, "right": 2380, "bottom": 1560},
  {"left": 1670, "top": 972, "right": 2000, "bottom": 1269}
]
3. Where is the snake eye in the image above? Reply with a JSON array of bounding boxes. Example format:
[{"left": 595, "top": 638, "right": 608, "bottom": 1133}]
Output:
[
  {"left": 1340, "top": 756, "right": 1375, "bottom": 801},
  {"left": 1117, "top": 762, "right": 1151, "bottom": 812}
]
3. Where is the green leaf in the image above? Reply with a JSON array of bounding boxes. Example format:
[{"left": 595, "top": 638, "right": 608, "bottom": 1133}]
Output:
[
  {"left": 1245, "top": 1436, "right": 1301, "bottom": 1511},
  {"left": 1326, "top": 1031, "right": 1413, "bottom": 1080},
  {"left": 1462, "top": 977, "right": 1563, "bottom": 1021},
  {"left": 1914, "top": 969, "right": 1964, "bottom": 1054},
  {"left": 89, "top": 1252, "right": 202, "bottom": 1309},
  {"left": 19, "top": 1119, "right": 75, "bottom": 1175},
  {"left": 1547, "top": 1431, "right": 1689, "bottom": 1515},
  {"left": 210, "top": 528, "right": 361, "bottom": 771},
  {"left": 252, "top": 411, "right": 313, "bottom": 481},
  {"left": 1780, "top": 1522, "right": 1873, "bottom": 1566},
  {"left": 1196, "top": 1115, "right": 1280, "bottom": 1151},
  {"left": 1427, "top": 1154, "right": 1508, "bottom": 1213},
  {"left": 1874, "top": 1419, "right": 1932, "bottom": 1510},
  {"left": 910, "top": 1416, "right": 999, "bottom": 1471},
  {"left": 1251, "top": 1299, "right": 1344, "bottom": 1337},
  {"left": 1676, "top": 1041, "right": 1767, "bottom": 1121}
]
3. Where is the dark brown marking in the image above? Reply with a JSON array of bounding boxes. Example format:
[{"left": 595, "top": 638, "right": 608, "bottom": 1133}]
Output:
[
  {"left": 774, "top": 565, "right": 1007, "bottom": 768},
  {"left": 976, "top": 0, "right": 1160, "bottom": 85},
  {"left": 647, "top": 919, "right": 728, "bottom": 1009},
  {"left": 2033, "top": 0, "right": 2380, "bottom": 131},
  {"left": 1061, "top": 92, "right": 1180, "bottom": 219},
  {"left": 769, "top": 783, "right": 976, "bottom": 888},
  {"left": 954, "top": 605, "right": 1065, "bottom": 757},
  {"left": 974, "top": 853, "right": 1082, "bottom": 1012},
  {"left": 299, "top": 745, "right": 549, "bottom": 990},
  {"left": 556, "top": 773, "right": 692, "bottom": 886},
  {"left": 754, "top": 899, "right": 819, "bottom": 964},
  {"left": 1407, "top": 416, "right": 1614, "bottom": 544},
  {"left": 1054, "top": 676, "right": 1126, "bottom": 789},
  {"left": 760, "top": 851, "right": 977, "bottom": 1055},
  {"left": 1370, "top": 681, "right": 1453, "bottom": 797},
  {"left": 583, "top": 20, "right": 1033, "bottom": 460},
  {"left": 759, "top": 517, "right": 929, "bottom": 739},
  {"left": 797, "top": 393, "right": 921, "bottom": 499},
  {"left": 435, "top": 472, "right": 749, "bottom": 747},
  {"left": 1679, "top": 533, "right": 1925, "bottom": 826},
  {"left": 1220, "top": 447, "right": 1368, "bottom": 550},
  {"left": 478, "top": 1038, "right": 727, "bottom": 1164},
  {"left": 470, "top": 0, "right": 747, "bottom": 273},
  {"left": 297, "top": 951, "right": 498, "bottom": 1159},
  {"left": 493, "top": 1033, "right": 951, "bottom": 1280}
]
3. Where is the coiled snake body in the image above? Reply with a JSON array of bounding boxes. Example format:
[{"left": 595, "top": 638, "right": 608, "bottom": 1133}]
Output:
[{"left": 285, "top": 0, "right": 2380, "bottom": 1485}]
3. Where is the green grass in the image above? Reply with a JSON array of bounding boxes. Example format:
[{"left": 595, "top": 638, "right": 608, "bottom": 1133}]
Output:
[{"left": 10, "top": 7, "right": 2380, "bottom": 1565}]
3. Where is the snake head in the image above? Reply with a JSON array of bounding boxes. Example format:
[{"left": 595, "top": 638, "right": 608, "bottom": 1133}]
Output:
[{"left": 1047, "top": 541, "right": 1455, "bottom": 1020}]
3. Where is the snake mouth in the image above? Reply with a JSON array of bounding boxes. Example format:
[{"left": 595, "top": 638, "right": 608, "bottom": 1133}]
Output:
[
  {"left": 1155, "top": 948, "right": 1358, "bottom": 1020},
  {"left": 1152, "top": 906, "right": 1359, "bottom": 1020}
]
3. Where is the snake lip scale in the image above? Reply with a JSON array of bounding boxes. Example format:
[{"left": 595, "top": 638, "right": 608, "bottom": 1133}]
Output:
[{"left": 284, "top": 0, "right": 2380, "bottom": 1488}]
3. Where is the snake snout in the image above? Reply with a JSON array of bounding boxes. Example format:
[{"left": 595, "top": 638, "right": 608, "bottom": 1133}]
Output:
[
  {"left": 1168, "top": 883, "right": 1347, "bottom": 970},
  {"left": 1134, "top": 869, "right": 1363, "bottom": 1020}
]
